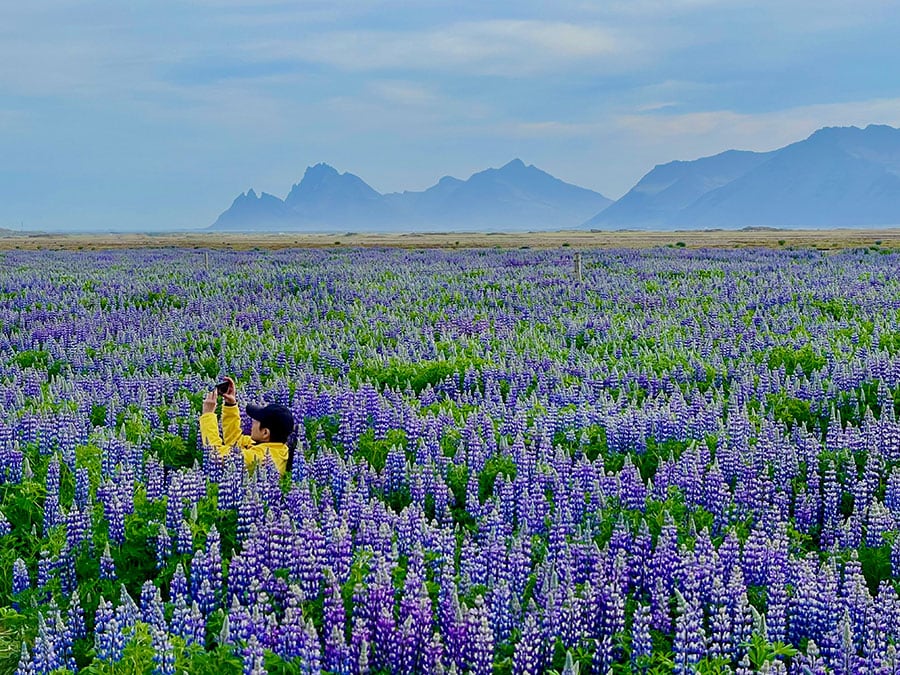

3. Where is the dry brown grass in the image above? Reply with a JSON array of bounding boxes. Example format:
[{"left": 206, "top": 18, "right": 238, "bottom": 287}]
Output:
[{"left": 3, "top": 228, "right": 900, "bottom": 251}]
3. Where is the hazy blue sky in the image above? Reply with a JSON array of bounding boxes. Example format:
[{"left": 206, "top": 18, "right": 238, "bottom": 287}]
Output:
[{"left": 3, "top": 0, "right": 900, "bottom": 231}]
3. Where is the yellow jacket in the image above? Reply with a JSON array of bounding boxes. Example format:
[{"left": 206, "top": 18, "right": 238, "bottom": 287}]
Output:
[{"left": 199, "top": 403, "right": 288, "bottom": 474}]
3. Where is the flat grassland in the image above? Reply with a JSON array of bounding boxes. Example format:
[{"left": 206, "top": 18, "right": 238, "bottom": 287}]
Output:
[{"left": 3, "top": 228, "right": 900, "bottom": 250}]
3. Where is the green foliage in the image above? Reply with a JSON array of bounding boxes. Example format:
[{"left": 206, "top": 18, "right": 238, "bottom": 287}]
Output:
[
  {"left": 742, "top": 632, "right": 799, "bottom": 670},
  {"left": 13, "top": 349, "right": 50, "bottom": 370},
  {"left": 174, "top": 641, "right": 243, "bottom": 674},
  {"left": 811, "top": 298, "right": 853, "bottom": 320},
  {"left": 0, "top": 607, "right": 36, "bottom": 674},
  {"left": 150, "top": 432, "right": 200, "bottom": 469},
  {"left": 90, "top": 404, "right": 108, "bottom": 428},
  {"left": 477, "top": 454, "right": 517, "bottom": 503},
  {"left": 354, "top": 428, "right": 408, "bottom": 472},
  {"left": 879, "top": 330, "right": 900, "bottom": 355},
  {"left": 356, "top": 357, "right": 483, "bottom": 393},
  {"left": 766, "top": 393, "right": 817, "bottom": 432},
  {"left": 114, "top": 492, "right": 166, "bottom": 600},
  {"left": 855, "top": 545, "right": 893, "bottom": 595},
  {"left": 765, "top": 345, "right": 827, "bottom": 376}
]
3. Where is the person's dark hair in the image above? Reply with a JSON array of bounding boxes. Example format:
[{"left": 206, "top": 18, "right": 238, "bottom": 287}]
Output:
[
  {"left": 264, "top": 426, "right": 290, "bottom": 445},
  {"left": 285, "top": 433, "right": 298, "bottom": 474}
]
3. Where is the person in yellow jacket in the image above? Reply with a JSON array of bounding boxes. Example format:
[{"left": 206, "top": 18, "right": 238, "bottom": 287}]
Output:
[{"left": 199, "top": 377, "right": 293, "bottom": 474}]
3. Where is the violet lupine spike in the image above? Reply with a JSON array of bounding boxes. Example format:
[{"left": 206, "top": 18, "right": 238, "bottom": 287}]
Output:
[
  {"left": 176, "top": 517, "right": 193, "bottom": 554},
  {"left": 31, "top": 613, "right": 64, "bottom": 674},
  {"left": 12, "top": 557, "right": 30, "bottom": 601},
  {"left": 242, "top": 634, "right": 266, "bottom": 675},
  {"left": 631, "top": 602, "right": 652, "bottom": 666},
  {"left": 156, "top": 524, "right": 171, "bottom": 568},
  {"left": 67, "top": 589, "right": 85, "bottom": 642},
  {"left": 94, "top": 596, "right": 127, "bottom": 663},
  {"left": 671, "top": 588, "right": 705, "bottom": 675},
  {"left": 465, "top": 594, "right": 494, "bottom": 675},
  {"left": 99, "top": 542, "right": 116, "bottom": 580},
  {"left": 512, "top": 606, "right": 543, "bottom": 675},
  {"left": 299, "top": 617, "right": 323, "bottom": 675},
  {"left": 14, "top": 643, "right": 32, "bottom": 675},
  {"left": 228, "top": 595, "right": 253, "bottom": 644},
  {"left": 323, "top": 568, "right": 348, "bottom": 671},
  {"left": 350, "top": 612, "right": 372, "bottom": 673},
  {"left": 151, "top": 627, "right": 176, "bottom": 675}
]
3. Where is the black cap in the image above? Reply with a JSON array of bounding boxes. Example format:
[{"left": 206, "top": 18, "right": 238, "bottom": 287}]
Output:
[{"left": 246, "top": 403, "right": 294, "bottom": 442}]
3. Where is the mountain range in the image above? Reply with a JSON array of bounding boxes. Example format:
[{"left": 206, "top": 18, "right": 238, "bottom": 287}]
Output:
[
  {"left": 587, "top": 124, "right": 900, "bottom": 229},
  {"left": 211, "top": 124, "right": 900, "bottom": 231},
  {"left": 211, "top": 159, "right": 612, "bottom": 232}
]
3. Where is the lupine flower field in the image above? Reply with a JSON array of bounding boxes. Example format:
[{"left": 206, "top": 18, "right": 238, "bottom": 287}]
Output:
[{"left": 5, "top": 244, "right": 900, "bottom": 674}]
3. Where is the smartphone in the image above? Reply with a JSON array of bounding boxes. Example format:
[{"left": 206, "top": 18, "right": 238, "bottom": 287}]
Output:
[{"left": 215, "top": 381, "right": 230, "bottom": 395}]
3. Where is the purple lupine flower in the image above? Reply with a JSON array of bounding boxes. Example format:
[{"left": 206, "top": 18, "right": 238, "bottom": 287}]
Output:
[
  {"left": 465, "top": 595, "right": 494, "bottom": 675},
  {"left": 146, "top": 457, "right": 165, "bottom": 501},
  {"left": 299, "top": 618, "right": 322, "bottom": 675},
  {"left": 36, "top": 551, "right": 53, "bottom": 591},
  {"left": 707, "top": 575, "right": 731, "bottom": 661},
  {"left": 185, "top": 600, "right": 205, "bottom": 646},
  {"left": 795, "top": 639, "right": 829, "bottom": 675},
  {"left": 31, "top": 613, "right": 64, "bottom": 674},
  {"left": 151, "top": 628, "right": 176, "bottom": 675},
  {"left": 94, "top": 596, "right": 127, "bottom": 662},
  {"left": 238, "top": 487, "right": 263, "bottom": 542},
  {"left": 156, "top": 524, "right": 171, "bottom": 568},
  {"left": 176, "top": 517, "right": 192, "bottom": 554},
  {"left": 892, "top": 536, "right": 900, "bottom": 579},
  {"left": 830, "top": 610, "right": 859, "bottom": 675},
  {"left": 323, "top": 568, "right": 348, "bottom": 671},
  {"left": 421, "top": 632, "right": 445, "bottom": 675},
  {"left": 631, "top": 601, "right": 652, "bottom": 667},
  {"left": 67, "top": 590, "right": 85, "bottom": 642},
  {"left": 14, "top": 643, "right": 32, "bottom": 675},
  {"left": 243, "top": 634, "right": 266, "bottom": 675},
  {"left": 350, "top": 610, "right": 372, "bottom": 672},
  {"left": 672, "top": 589, "right": 705, "bottom": 674},
  {"left": 489, "top": 579, "right": 513, "bottom": 645},
  {"left": 12, "top": 558, "right": 30, "bottom": 598},
  {"left": 276, "top": 588, "right": 305, "bottom": 658},
  {"left": 141, "top": 581, "right": 167, "bottom": 631},
  {"left": 438, "top": 577, "right": 467, "bottom": 671},
  {"left": 99, "top": 543, "right": 116, "bottom": 580},
  {"left": 0, "top": 510, "right": 10, "bottom": 536},
  {"left": 74, "top": 468, "right": 89, "bottom": 508},
  {"left": 228, "top": 595, "right": 253, "bottom": 644},
  {"left": 766, "top": 563, "right": 788, "bottom": 644},
  {"left": 65, "top": 503, "right": 89, "bottom": 551},
  {"left": 512, "top": 606, "right": 543, "bottom": 675},
  {"left": 118, "top": 584, "right": 139, "bottom": 630},
  {"left": 170, "top": 595, "right": 194, "bottom": 646},
  {"left": 170, "top": 562, "right": 188, "bottom": 602}
]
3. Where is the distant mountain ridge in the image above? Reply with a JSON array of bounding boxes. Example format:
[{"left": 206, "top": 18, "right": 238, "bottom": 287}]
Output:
[
  {"left": 212, "top": 125, "right": 900, "bottom": 231},
  {"left": 211, "top": 159, "right": 612, "bottom": 231},
  {"left": 585, "top": 124, "right": 900, "bottom": 229}
]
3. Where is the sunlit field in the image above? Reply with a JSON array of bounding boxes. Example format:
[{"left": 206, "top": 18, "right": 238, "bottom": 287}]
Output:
[{"left": 3, "top": 245, "right": 900, "bottom": 674}]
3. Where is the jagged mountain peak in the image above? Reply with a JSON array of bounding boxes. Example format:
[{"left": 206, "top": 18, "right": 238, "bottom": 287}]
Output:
[{"left": 211, "top": 160, "right": 609, "bottom": 231}]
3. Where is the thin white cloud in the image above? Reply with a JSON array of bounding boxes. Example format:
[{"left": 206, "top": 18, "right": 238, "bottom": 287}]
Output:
[
  {"left": 366, "top": 80, "right": 439, "bottom": 107},
  {"left": 251, "top": 20, "right": 631, "bottom": 76},
  {"left": 614, "top": 98, "right": 900, "bottom": 156}
]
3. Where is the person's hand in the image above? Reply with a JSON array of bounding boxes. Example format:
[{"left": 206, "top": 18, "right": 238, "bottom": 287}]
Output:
[
  {"left": 221, "top": 376, "right": 237, "bottom": 405},
  {"left": 202, "top": 389, "right": 218, "bottom": 414}
]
